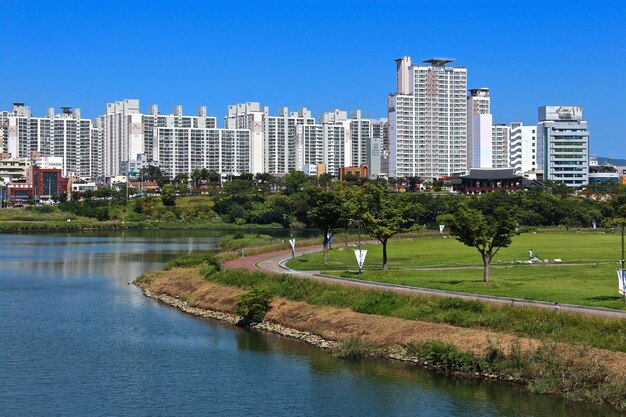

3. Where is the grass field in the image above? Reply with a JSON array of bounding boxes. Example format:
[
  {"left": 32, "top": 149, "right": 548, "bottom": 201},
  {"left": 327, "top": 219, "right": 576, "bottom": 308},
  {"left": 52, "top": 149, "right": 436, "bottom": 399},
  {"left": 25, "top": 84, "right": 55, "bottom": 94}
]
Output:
[{"left": 286, "top": 232, "right": 626, "bottom": 309}]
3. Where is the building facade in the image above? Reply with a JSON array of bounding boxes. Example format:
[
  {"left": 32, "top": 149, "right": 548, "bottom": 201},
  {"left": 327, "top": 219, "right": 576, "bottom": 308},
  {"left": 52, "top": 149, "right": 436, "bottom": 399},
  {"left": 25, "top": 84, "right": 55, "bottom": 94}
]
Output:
[
  {"left": 154, "top": 127, "right": 251, "bottom": 177},
  {"left": 389, "top": 56, "right": 468, "bottom": 179},
  {"left": 537, "top": 106, "right": 589, "bottom": 187},
  {"left": 2, "top": 103, "right": 101, "bottom": 178},
  {"left": 100, "top": 99, "right": 217, "bottom": 177},
  {"left": 509, "top": 122, "right": 537, "bottom": 175},
  {"left": 467, "top": 88, "right": 493, "bottom": 169},
  {"left": 491, "top": 124, "right": 510, "bottom": 168}
]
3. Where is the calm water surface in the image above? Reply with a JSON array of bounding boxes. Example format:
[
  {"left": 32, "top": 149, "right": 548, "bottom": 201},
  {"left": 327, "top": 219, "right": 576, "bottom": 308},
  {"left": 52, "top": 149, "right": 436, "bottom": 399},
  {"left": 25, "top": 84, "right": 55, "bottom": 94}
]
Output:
[{"left": 0, "top": 231, "right": 620, "bottom": 417}]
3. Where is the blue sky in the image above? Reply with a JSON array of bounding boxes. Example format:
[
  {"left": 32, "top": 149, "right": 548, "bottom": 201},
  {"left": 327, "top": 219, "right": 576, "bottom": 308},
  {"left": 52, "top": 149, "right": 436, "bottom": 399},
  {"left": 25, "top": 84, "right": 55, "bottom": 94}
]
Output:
[{"left": 1, "top": 0, "right": 624, "bottom": 157}]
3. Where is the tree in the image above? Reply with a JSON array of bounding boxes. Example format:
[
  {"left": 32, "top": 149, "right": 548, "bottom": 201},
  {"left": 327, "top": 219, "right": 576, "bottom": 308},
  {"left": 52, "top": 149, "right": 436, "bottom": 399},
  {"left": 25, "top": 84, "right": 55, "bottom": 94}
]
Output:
[
  {"left": 307, "top": 186, "right": 345, "bottom": 261},
  {"left": 284, "top": 171, "right": 311, "bottom": 195},
  {"left": 139, "top": 165, "right": 168, "bottom": 186},
  {"left": 344, "top": 182, "right": 421, "bottom": 271},
  {"left": 438, "top": 203, "right": 518, "bottom": 282},
  {"left": 161, "top": 184, "right": 176, "bottom": 207}
]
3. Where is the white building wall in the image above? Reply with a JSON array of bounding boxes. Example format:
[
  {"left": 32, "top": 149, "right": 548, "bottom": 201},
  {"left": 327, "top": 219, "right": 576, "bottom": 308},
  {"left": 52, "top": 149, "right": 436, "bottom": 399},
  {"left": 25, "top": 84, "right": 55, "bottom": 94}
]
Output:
[
  {"left": 492, "top": 124, "right": 510, "bottom": 168},
  {"left": 537, "top": 106, "right": 589, "bottom": 187},
  {"left": 509, "top": 123, "right": 537, "bottom": 175},
  {"left": 389, "top": 57, "right": 467, "bottom": 179}
]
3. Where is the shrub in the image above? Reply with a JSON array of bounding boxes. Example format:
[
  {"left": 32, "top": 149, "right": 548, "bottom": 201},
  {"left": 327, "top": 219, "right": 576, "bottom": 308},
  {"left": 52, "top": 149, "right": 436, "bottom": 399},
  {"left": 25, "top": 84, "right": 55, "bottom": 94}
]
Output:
[
  {"left": 164, "top": 253, "right": 221, "bottom": 271},
  {"left": 236, "top": 289, "right": 273, "bottom": 326},
  {"left": 408, "top": 340, "right": 482, "bottom": 372},
  {"left": 334, "top": 338, "right": 380, "bottom": 360}
]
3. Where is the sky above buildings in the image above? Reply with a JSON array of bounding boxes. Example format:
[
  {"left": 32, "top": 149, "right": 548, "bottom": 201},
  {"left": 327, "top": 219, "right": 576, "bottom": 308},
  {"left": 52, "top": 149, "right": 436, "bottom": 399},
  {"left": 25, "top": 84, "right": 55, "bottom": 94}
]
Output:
[{"left": 1, "top": 0, "right": 624, "bottom": 157}]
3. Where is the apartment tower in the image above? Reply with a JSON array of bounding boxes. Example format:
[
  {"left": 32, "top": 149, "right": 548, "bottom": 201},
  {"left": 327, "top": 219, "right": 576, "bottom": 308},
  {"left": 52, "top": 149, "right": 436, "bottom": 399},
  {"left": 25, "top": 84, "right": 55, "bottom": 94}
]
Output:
[{"left": 388, "top": 56, "right": 468, "bottom": 179}]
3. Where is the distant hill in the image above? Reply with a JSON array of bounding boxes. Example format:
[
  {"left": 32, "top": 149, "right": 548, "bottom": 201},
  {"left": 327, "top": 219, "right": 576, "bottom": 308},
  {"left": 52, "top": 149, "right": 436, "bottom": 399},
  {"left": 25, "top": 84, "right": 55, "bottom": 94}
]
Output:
[{"left": 597, "top": 156, "right": 626, "bottom": 166}]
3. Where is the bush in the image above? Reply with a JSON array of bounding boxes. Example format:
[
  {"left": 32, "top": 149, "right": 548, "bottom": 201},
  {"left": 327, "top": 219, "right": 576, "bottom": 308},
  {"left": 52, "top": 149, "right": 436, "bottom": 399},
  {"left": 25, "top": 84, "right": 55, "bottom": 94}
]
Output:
[
  {"left": 164, "top": 253, "right": 221, "bottom": 271},
  {"left": 408, "top": 340, "right": 482, "bottom": 372},
  {"left": 334, "top": 338, "right": 380, "bottom": 360},
  {"left": 236, "top": 289, "right": 273, "bottom": 326}
]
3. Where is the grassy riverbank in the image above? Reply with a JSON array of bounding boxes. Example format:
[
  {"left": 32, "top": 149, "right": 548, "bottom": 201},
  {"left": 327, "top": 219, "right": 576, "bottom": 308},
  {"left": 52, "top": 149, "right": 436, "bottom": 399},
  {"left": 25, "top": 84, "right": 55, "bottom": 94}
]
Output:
[
  {"left": 135, "top": 259, "right": 626, "bottom": 411},
  {"left": 286, "top": 232, "right": 626, "bottom": 309}
]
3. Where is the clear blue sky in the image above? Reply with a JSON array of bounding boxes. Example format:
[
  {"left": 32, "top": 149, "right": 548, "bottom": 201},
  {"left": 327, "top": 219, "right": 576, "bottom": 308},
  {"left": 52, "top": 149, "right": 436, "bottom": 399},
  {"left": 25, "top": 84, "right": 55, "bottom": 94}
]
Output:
[{"left": 1, "top": 0, "right": 624, "bottom": 157}]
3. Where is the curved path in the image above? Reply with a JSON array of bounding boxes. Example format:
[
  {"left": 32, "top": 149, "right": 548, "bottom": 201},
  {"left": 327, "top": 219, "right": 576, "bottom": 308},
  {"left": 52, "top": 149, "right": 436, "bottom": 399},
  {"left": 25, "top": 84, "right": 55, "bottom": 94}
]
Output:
[{"left": 223, "top": 245, "right": 626, "bottom": 319}]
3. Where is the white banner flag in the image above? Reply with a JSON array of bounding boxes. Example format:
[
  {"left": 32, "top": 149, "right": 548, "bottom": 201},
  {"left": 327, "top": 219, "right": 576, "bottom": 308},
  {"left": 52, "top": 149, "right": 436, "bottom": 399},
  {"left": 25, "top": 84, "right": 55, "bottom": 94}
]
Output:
[
  {"left": 289, "top": 239, "right": 296, "bottom": 250},
  {"left": 439, "top": 224, "right": 445, "bottom": 234},
  {"left": 354, "top": 249, "right": 368, "bottom": 269},
  {"left": 592, "top": 221, "right": 597, "bottom": 230},
  {"left": 618, "top": 269, "right": 626, "bottom": 296}
]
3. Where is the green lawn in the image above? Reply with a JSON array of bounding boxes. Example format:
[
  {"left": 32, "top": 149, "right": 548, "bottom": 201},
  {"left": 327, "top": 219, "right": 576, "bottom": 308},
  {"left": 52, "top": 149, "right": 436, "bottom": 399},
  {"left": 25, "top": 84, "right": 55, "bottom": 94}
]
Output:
[{"left": 286, "top": 232, "right": 626, "bottom": 309}]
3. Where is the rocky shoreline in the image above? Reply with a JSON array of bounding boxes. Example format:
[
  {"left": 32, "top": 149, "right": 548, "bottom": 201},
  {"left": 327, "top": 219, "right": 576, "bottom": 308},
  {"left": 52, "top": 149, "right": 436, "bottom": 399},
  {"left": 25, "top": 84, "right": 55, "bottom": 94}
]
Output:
[
  {"left": 140, "top": 287, "right": 518, "bottom": 383},
  {"left": 143, "top": 289, "right": 338, "bottom": 350}
]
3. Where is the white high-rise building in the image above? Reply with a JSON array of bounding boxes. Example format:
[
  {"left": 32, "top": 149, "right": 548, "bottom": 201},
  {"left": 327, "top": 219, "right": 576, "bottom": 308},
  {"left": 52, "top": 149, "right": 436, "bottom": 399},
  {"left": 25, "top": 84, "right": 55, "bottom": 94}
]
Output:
[
  {"left": 467, "top": 88, "right": 493, "bottom": 169},
  {"left": 100, "top": 99, "right": 217, "bottom": 177},
  {"left": 349, "top": 110, "right": 371, "bottom": 168},
  {"left": 372, "top": 119, "right": 389, "bottom": 177},
  {"left": 509, "top": 123, "right": 537, "bottom": 175},
  {"left": 4, "top": 103, "right": 101, "bottom": 178},
  {"left": 226, "top": 103, "right": 315, "bottom": 175},
  {"left": 537, "top": 106, "right": 589, "bottom": 187},
  {"left": 154, "top": 127, "right": 250, "bottom": 177},
  {"left": 388, "top": 56, "right": 468, "bottom": 179},
  {"left": 225, "top": 102, "right": 266, "bottom": 174},
  {"left": 492, "top": 124, "right": 510, "bottom": 168}
]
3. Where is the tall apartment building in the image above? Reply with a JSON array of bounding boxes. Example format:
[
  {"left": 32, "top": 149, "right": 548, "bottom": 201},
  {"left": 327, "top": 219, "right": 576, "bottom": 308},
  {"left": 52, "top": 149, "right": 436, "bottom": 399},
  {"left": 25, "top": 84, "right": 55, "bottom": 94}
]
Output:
[
  {"left": 388, "top": 56, "right": 468, "bottom": 179},
  {"left": 154, "top": 127, "right": 250, "bottom": 177},
  {"left": 509, "top": 123, "right": 537, "bottom": 175},
  {"left": 100, "top": 99, "right": 217, "bottom": 177},
  {"left": 348, "top": 110, "right": 371, "bottom": 168},
  {"left": 537, "top": 106, "right": 589, "bottom": 187},
  {"left": 467, "top": 88, "right": 493, "bottom": 169},
  {"left": 227, "top": 103, "right": 379, "bottom": 177},
  {"left": 224, "top": 102, "right": 266, "bottom": 174},
  {"left": 2, "top": 103, "right": 101, "bottom": 178},
  {"left": 225, "top": 103, "right": 315, "bottom": 175},
  {"left": 491, "top": 124, "right": 510, "bottom": 168},
  {"left": 372, "top": 119, "right": 389, "bottom": 176}
]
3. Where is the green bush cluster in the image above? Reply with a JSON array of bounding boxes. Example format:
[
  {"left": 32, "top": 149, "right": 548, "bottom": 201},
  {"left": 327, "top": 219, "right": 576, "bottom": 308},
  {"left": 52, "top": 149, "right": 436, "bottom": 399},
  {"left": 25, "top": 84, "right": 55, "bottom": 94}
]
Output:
[
  {"left": 405, "top": 340, "right": 626, "bottom": 410},
  {"left": 236, "top": 289, "right": 273, "bottom": 326},
  {"left": 334, "top": 338, "right": 382, "bottom": 360},
  {"left": 220, "top": 234, "right": 277, "bottom": 251},
  {"left": 164, "top": 253, "right": 221, "bottom": 271}
]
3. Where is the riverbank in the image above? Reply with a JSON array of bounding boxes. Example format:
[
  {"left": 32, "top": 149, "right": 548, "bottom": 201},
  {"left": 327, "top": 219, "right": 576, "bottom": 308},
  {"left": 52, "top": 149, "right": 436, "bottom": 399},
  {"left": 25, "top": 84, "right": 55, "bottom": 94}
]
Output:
[
  {"left": 135, "top": 265, "right": 626, "bottom": 411},
  {"left": 0, "top": 220, "right": 283, "bottom": 233}
]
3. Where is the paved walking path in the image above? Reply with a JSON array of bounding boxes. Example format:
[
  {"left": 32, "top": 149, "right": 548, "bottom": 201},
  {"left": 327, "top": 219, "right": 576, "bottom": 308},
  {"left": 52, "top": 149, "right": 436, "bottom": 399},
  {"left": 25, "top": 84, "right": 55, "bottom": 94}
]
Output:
[{"left": 223, "top": 245, "right": 626, "bottom": 319}]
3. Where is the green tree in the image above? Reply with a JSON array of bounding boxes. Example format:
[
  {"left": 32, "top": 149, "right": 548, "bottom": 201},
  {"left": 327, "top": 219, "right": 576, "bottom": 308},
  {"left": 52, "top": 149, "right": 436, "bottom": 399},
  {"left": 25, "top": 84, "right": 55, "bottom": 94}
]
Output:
[
  {"left": 284, "top": 171, "right": 311, "bottom": 195},
  {"left": 344, "top": 182, "right": 421, "bottom": 271},
  {"left": 139, "top": 165, "right": 168, "bottom": 186},
  {"left": 161, "top": 184, "right": 176, "bottom": 207},
  {"left": 307, "top": 186, "right": 345, "bottom": 261},
  {"left": 438, "top": 203, "right": 518, "bottom": 282}
]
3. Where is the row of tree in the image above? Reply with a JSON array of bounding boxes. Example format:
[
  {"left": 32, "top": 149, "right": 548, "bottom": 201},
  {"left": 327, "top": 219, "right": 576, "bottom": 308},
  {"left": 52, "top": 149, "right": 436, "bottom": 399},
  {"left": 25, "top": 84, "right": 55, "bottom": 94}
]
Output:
[{"left": 300, "top": 181, "right": 626, "bottom": 281}]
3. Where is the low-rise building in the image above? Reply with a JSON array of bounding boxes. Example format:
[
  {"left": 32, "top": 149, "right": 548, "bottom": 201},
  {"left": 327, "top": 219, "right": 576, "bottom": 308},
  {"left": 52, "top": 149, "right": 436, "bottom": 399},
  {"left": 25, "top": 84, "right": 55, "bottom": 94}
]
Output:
[
  {"left": 451, "top": 168, "right": 523, "bottom": 194},
  {"left": 7, "top": 165, "right": 69, "bottom": 202},
  {"left": 588, "top": 164, "right": 620, "bottom": 184},
  {"left": 339, "top": 164, "right": 369, "bottom": 181}
]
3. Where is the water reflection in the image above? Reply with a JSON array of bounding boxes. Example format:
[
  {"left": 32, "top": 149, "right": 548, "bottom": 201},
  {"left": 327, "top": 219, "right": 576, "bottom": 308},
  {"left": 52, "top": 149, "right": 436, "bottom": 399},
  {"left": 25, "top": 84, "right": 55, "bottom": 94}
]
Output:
[{"left": 0, "top": 231, "right": 620, "bottom": 417}]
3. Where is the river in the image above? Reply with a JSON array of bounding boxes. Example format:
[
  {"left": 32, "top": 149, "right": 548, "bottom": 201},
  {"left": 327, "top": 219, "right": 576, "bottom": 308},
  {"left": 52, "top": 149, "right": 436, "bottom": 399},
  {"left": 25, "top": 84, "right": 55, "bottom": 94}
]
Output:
[{"left": 0, "top": 231, "right": 619, "bottom": 416}]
